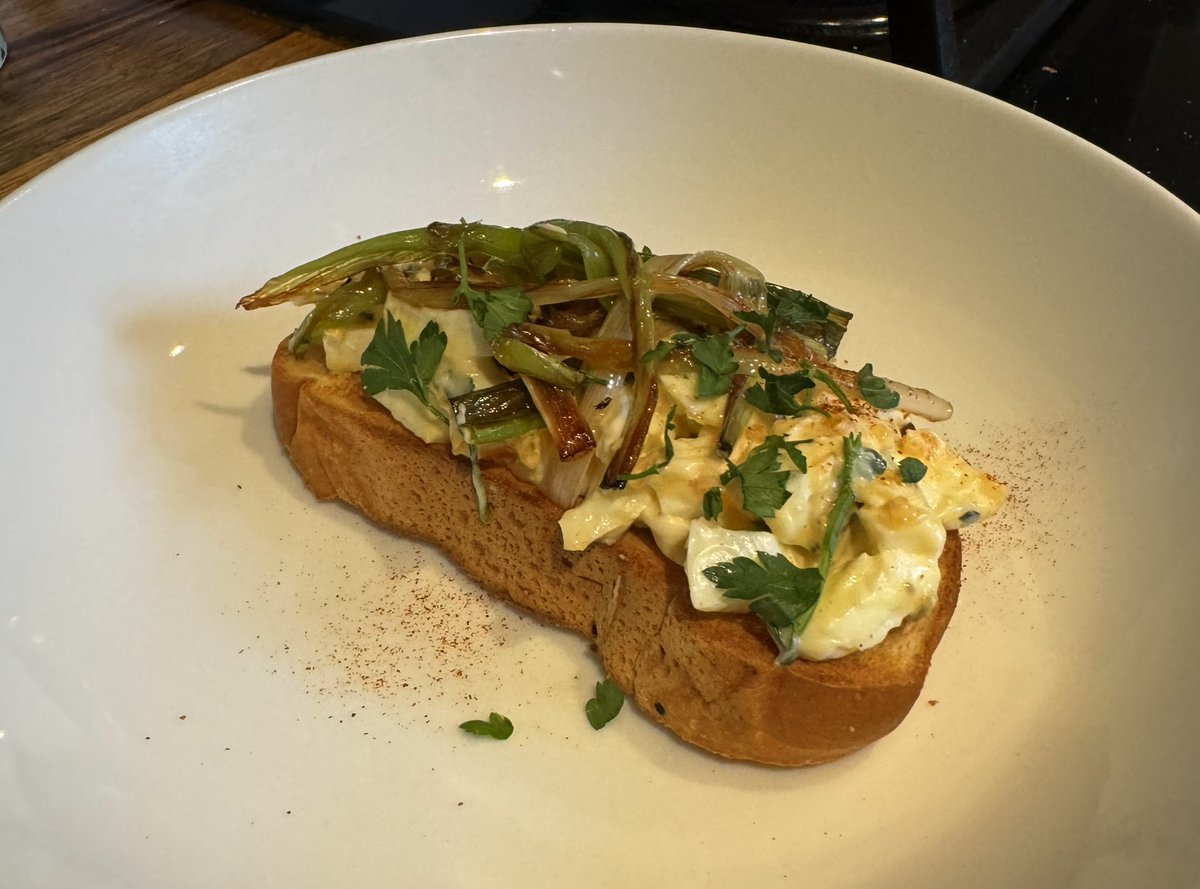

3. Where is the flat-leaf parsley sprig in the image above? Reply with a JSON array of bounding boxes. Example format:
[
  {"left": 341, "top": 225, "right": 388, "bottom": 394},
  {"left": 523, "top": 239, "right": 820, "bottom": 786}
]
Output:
[
  {"left": 742, "top": 364, "right": 855, "bottom": 417},
  {"left": 702, "top": 552, "right": 823, "bottom": 664},
  {"left": 452, "top": 238, "right": 533, "bottom": 341},
  {"left": 818, "top": 434, "right": 863, "bottom": 577},
  {"left": 706, "top": 433, "right": 865, "bottom": 663},
  {"left": 642, "top": 329, "right": 740, "bottom": 398},
  {"left": 360, "top": 311, "right": 448, "bottom": 423},
  {"left": 742, "top": 367, "right": 819, "bottom": 417},
  {"left": 720, "top": 434, "right": 809, "bottom": 519}
]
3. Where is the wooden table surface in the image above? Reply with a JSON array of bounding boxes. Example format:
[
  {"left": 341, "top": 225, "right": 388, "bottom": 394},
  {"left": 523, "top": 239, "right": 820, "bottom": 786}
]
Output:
[{"left": 0, "top": 0, "right": 353, "bottom": 200}]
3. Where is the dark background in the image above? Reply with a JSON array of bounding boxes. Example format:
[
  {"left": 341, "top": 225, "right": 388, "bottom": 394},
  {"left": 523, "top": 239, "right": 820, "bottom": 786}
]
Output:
[{"left": 240, "top": 0, "right": 1199, "bottom": 210}]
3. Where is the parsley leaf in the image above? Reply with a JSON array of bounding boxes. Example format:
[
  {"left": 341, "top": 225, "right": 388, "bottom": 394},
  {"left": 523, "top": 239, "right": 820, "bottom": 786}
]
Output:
[
  {"left": 743, "top": 367, "right": 818, "bottom": 417},
  {"left": 743, "top": 365, "right": 856, "bottom": 416},
  {"left": 721, "top": 449, "right": 788, "bottom": 518},
  {"left": 774, "top": 289, "right": 830, "bottom": 328},
  {"left": 705, "top": 434, "right": 864, "bottom": 662},
  {"left": 720, "top": 435, "right": 807, "bottom": 519},
  {"left": 585, "top": 678, "right": 625, "bottom": 730},
  {"left": 459, "top": 712, "right": 514, "bottom": 740},
  {"left": 735, "top": 286, "right": 829, "bottom": 362},
  {"left": 702, "top": 487, "right": 724, "bottom": 521},
  {"left": 702, "top": 551, "right": 823, "bottom": 661},
  {"left": 733, "top": 309, "right": 784, "bottom": 363},
  {"left": 360, "top": 311, "right": 448, "bottom": 423},
  {"left": 640, "top": 332, "right": 692, "bottom": 363},
  {"left": 452, "top": 240, "right": 532, "bottom": 341},
  {"left": 619, "top": 406, "right": 677, "bottom": 481},
  {"left": 691, "top": 330, "right": 740, "bottom": 397},
  {"left": 899, "top": 456, "right": 927, "bottom": 484},
  {"left": 703, "top": 552, "right": 823, "bottom": 627},
  {"left": 806, "top": 365, "right": 856, "bottom": 412},
  {"left": 819, "top": 434, "right": 863, "bottom": 577},
  {"left": 641, "top": 329, "right": 739, "bottom": 398},
  {"left": 857, "top": 363, "right": 900, "bottom": 410},
  {"left": 772, "top": 435, "right": 809, "bottom": 474}
]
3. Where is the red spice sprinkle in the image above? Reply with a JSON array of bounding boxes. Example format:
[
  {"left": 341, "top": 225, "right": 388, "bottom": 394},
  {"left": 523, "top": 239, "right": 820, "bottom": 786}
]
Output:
[{"left": 244, "top": 549, "right": 524, "bottom": 730}]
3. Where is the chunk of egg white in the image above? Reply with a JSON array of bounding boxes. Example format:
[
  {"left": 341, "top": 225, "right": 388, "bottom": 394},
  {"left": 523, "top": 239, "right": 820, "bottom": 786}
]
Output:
[
  {"left": 765, "top": 467, "right": 836, "bottom": 550},
  {"left": 322, "top": 325, "right": 375, "bottom": 373},
  {"left": 645, "top": 435, "right": 725, "bottom": 519},
  {"left": 685, "top": 520, "right": 787, "bottom": 613},
  {"left": 798, "top": 549, "right": 941, "bottom": 660},
  {"left": 657, "top": 370, "right": 725, "bottom": 428},
  {"left": 559, "top": 486, "right": 656, "bottom": 551},
  {"left": 381, "top": 297, "right": 509, "bottom": 395},
  {"left": 899, "top": 429, "right": 1005, "bottom": 528},
  {"left": 855, "top": 489, "right": 946, "bottom": 559},
  {"left": 372, "top": 389, "right": 450, "bottom": 444}
]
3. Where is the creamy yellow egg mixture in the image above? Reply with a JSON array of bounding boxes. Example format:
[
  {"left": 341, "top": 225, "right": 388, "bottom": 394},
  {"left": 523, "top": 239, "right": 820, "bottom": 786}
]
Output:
[{"left": 323, "top": 295, "right": 1004, "bottom": 662}]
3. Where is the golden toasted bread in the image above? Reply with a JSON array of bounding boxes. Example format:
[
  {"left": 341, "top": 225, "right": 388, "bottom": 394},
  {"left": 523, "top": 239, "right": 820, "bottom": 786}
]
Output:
[{"left": 271, "top": 339, "right": 961, "bottom": 766}]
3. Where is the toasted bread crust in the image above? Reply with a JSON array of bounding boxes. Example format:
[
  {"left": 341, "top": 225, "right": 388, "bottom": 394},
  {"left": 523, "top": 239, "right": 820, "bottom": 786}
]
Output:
[{"left": 271, "top": 340, "right": 961, "bottom": 765}]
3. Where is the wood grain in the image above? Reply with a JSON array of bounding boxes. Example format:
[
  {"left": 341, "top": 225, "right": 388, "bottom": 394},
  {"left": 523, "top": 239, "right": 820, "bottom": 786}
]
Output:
[{"left": 0, "top": 0, "right": 353, "bottom": 199}]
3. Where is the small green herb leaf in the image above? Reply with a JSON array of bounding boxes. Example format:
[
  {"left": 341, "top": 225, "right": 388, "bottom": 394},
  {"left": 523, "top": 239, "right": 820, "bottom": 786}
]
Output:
[
  {"left": 619, "top": 406, "right": 677, "bottom": 481},
  {"left": 459, "top": 712, "right": 514, "bottom": 740},
  {"left": 640, "top": 333, "right": 690, "bottom": 363},
  {"left": 690, "top": 330, "right": 740, "bottom": 398},
  {"left": 805, "top": 365, "right": 856, "bottom": 413},
  {"left": 702, "top": 487, "right": 724, "bottom": 521},
  {"left": 733, "top": 309, "right": 784, "bottom": 363},
  {"left": 641, "top": 330, "right": 739, "bottom": 398},
  {"left": 773, "top": 289, "right": 830, "bottom": 328},
  {"left": 453, "top": 240, "right": 532, "bottom": 341},
  {"left": 720, "top": 435, "right": 806, "bottom": 519},
  {"left": 706, "top": 435, "right": 861, "bottom": 662},
  {"left": 857, "top": 363, "right": 900, "bottom": 410},
  {"left": 360, "top": 311, "right": 448, "bottom": 423},
  {"left": 819, "top": 434, "right": 863, "bottom": 577},
  {"left": 899, "top": 457, "right": 928, "bottom": 484},
  {"left": 743, "top": 367, "right": 818, "bottom": 417},
  {"left": 702, "top": 551, "right": 823, "bottom": 638},
  {"left": 735, "top": 287, "right": 829, "bottom": 361},
  {"left": 585, "top": 678, "right": 625, "bottom": 730}
]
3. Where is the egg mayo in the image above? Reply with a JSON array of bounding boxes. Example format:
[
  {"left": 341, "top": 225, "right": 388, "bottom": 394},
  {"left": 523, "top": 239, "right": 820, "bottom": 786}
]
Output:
[{"left": 320, "top": 302, "right": 1003, "bottom": 662}]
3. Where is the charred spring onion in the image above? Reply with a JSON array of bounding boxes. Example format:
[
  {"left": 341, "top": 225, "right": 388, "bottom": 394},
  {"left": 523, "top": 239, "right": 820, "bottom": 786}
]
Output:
[{"left": 238, "top": 218, "right": 943, "bottom": 501}]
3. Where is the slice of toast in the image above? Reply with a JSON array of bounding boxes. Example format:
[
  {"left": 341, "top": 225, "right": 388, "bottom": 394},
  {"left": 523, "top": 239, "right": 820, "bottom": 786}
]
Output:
[{"left": 271, "top": 339, "right": 962, "bottom": 766}]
